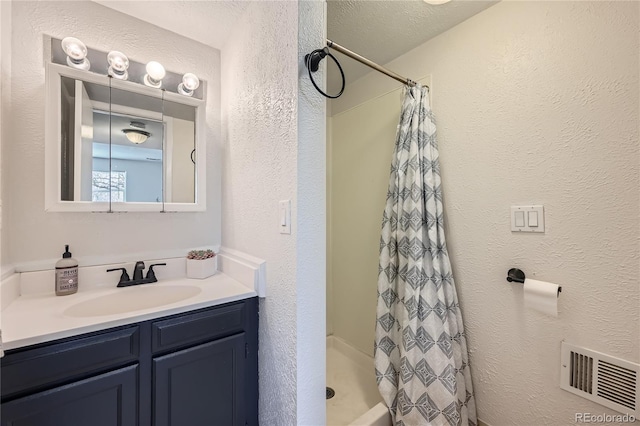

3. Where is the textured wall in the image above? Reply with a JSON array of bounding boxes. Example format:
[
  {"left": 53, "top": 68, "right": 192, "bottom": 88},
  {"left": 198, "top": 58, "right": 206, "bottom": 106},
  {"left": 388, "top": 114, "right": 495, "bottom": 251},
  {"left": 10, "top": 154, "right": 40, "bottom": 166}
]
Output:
[
  {"left": 326, "top": 115, "right": 333, "bottom": 337},
  {"left": 94, "top": 0, "right": 249, "bottom": 51},
  {"left": 0, "top": 0, "right": 11, "bottom": 271},
  {"left": 220, "top": 2, "right": 299, "bottom": 424},
  {"left": 330, "top": 2, "right": 639, "bottom": 425},
  {"left": 4, "top": 1, "right": 221, "bottom": 266},
  {"left": 297, "top": 1, "right": 327, "bottom": 424}
]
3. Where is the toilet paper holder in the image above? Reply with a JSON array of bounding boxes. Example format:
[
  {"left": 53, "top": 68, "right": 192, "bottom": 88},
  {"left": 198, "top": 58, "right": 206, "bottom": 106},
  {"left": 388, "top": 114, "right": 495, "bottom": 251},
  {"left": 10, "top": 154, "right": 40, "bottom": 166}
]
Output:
[{"left": 506, "top": 268, "right": 562, "bottom": 293}]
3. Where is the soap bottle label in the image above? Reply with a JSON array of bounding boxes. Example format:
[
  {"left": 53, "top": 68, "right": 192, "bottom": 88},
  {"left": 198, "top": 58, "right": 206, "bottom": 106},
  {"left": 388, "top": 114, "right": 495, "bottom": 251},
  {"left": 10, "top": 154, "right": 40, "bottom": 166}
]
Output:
[{"left": 56, "top": 267, "right": 78, "bottom": 294}]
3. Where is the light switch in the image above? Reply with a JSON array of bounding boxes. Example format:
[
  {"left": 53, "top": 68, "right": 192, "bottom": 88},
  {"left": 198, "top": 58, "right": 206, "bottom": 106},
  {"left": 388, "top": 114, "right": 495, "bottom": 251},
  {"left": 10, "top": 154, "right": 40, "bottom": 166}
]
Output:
[
  {"left": 511, "top": 205, "right": 544, "bottom": 233},
  {"left": 279, "top": 200, "right": 291, "bottom": 234},
  {"left": 280, "top": 206, "right": 287, "bottom": 226}
]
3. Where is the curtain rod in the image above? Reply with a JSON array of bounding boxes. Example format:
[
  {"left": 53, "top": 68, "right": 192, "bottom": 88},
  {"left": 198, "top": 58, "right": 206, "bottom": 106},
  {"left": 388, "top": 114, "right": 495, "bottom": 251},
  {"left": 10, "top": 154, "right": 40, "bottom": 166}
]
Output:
[{"left": 326, "top": 39, "right": 418, "bottom": 87}]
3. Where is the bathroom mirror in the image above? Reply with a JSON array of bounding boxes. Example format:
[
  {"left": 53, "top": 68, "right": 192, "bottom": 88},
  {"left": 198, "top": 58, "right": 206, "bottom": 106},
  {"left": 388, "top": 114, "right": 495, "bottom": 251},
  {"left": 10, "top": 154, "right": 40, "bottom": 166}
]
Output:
[{"left": 45, "top": 63, "right": 206, "bottom": 212}]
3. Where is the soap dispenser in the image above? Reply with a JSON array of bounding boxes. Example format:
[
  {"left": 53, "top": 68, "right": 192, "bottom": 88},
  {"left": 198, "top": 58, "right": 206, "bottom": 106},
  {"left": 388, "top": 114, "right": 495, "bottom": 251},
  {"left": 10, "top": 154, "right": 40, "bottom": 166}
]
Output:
[{"left": 55, "top": 245, "right": 78, "bottom": 296}]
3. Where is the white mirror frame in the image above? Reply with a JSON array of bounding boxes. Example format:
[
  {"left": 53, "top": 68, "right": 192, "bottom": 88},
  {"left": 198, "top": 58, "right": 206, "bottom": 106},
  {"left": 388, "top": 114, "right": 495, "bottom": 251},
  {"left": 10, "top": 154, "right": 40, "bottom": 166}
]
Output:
[{"left": 45, "top": 62, "right": 206, "bottom": 212}]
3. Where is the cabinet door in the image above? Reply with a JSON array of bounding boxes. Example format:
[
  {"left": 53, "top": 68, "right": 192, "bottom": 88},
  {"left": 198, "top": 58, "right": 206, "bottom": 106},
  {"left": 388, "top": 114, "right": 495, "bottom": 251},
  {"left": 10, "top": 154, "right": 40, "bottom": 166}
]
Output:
[
  {"left": 153, "top": 333, "right": 245, "bottom": 426},
  {"left": 1, "top": 364, "right": 138, "bottom": 426}
]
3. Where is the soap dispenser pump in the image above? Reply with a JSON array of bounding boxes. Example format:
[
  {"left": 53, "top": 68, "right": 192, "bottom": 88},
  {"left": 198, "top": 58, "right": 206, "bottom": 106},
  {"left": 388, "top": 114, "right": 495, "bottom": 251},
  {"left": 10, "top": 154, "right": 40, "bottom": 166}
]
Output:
[{"left": 55, "top": 245, "right": 78, "bottom": 296}]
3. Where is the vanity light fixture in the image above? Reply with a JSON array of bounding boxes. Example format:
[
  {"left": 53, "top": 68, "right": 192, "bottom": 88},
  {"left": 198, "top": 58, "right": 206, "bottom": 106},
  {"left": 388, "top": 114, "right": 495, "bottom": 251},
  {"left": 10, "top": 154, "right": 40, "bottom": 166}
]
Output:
[
  {"left": 178, "top": 73, "right": 200, "bottom": 97},
  {"left": 52, "top": 40, "right": 204, "bottom": 100},
  {"left": 107, "top": 51, "right": 129, "bottom": 80},
  {"left": 143, "top": 61, "right": 166, "bottom": 88},
  {"left": 61, "top": 37, "right": 90, "bottom": 70},
  {"left": 123, "top": 129, "right": 151, "bottom": 144},
  {"left": 423, "top": 0, "right": 451, "bottom": 4}
]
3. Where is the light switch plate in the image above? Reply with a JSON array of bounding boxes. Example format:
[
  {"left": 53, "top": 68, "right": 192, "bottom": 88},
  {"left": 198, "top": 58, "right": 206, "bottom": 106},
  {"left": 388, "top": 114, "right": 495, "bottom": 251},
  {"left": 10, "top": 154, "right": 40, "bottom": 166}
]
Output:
[{"left": 511, "top": 205, "right": 544, "bottom": 233}]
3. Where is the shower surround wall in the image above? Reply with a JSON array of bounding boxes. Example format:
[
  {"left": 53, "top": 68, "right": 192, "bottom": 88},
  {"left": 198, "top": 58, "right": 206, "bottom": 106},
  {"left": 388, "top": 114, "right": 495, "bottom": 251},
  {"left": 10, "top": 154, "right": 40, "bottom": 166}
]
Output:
[
  {"left": 329, "top": 1, "right": 639, "bottom": 425},
  {"left": 1, "top": 1, "right": 222, "bottom": 268}
]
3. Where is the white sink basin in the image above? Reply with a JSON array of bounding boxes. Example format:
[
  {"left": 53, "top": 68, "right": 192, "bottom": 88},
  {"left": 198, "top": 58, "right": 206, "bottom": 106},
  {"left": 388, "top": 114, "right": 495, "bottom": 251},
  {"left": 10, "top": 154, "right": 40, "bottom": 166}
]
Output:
[{"left": 63, "top": 285, "right": 202, "bottom": 317}]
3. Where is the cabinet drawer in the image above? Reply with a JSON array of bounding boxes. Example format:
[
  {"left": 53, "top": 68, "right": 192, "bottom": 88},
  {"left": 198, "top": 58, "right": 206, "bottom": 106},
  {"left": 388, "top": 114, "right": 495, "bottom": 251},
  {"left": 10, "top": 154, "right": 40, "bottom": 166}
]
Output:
[
  {"left": 1, "top": 326, "right": 139, "bottom": 400},
  {"left": 152, "top": 302, "right": 246, "bottom": 354}
]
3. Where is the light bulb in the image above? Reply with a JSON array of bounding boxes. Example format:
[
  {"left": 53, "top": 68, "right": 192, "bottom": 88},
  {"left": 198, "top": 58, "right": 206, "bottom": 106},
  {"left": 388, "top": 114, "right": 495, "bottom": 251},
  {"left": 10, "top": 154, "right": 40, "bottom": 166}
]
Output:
[
  {"left": 107, "top": 51, "right": 129, "bottom": 80},
  {"left": 61, "top": 37, "right": 90, "bottom": 70},
  {"left": 178, "top": 73, "right": 200, "bottom": 96},
  {"left": 143, "top": 61, "right": 166, "bottom": 88}
]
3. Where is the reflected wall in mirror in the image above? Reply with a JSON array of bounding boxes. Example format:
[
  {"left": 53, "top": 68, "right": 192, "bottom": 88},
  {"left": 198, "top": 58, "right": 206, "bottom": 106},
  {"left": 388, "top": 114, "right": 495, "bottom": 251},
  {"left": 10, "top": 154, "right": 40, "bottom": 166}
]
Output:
[
  {"left": 46, "top": 62, "right": 205, "bottom": 212},
  {"left": 60, "top": 76, "right": 165, "bottom": 204},
  {"left": 161, "top": 98, "right": 197, "bottom": 204}
]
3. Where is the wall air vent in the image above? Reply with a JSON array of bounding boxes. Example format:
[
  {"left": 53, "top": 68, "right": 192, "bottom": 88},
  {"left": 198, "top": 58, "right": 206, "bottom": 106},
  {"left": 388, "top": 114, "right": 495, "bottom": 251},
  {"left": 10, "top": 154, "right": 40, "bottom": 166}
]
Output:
[{"left": 561, "top": 342, "right": 639, "bottom": 418}]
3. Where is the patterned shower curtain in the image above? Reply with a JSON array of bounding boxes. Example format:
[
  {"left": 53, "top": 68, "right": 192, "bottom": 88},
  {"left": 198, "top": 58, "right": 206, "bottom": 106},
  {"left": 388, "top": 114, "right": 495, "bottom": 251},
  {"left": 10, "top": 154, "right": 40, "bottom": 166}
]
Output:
[{"left": 374, "top": 85, "right": 477, "bottom": 426}]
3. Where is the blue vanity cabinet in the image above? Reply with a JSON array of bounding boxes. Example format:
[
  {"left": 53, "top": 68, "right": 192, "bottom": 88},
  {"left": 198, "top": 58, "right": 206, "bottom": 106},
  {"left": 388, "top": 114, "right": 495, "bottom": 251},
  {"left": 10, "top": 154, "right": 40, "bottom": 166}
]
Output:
[
  {"left": 1, "top": 365, "right": 139, "bottom": 426},
  {"left": 0, "top": 326, "right": 141, "bottom": 426},
  {"left": 154, "top": 334, "right": 247, "bottom": 426},
  {"left": 1, "top": 297, "right": 259, "bottom": 426},
  {"left": 150, "top": 299, "right": 259, "bottom": 426}
]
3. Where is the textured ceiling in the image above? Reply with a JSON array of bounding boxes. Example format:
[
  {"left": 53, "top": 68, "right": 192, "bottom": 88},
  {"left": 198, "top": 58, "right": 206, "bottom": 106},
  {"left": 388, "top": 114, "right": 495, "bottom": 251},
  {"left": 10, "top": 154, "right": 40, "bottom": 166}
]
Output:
[
  {"left": 93, "top": 1, "right": 250, "bottom": 50},
  {"left": 326, "top": 0, "right": 498, "bottom": 92},
  {"left": 95, "top": 0, "right": 497, "bottom": 93}
]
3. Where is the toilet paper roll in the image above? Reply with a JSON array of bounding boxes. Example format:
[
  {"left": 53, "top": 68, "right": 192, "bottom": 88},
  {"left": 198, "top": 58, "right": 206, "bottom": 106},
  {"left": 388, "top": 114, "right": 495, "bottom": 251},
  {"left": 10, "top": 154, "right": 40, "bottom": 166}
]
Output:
[{"left": 524, "top": 278, "right": 559, "bottom": 317}]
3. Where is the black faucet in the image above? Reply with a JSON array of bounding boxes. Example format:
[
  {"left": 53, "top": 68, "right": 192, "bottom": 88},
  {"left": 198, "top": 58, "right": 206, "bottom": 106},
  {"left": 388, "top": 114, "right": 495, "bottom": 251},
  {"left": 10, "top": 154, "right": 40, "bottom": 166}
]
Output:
[
  {"left": 107, "top": 262, "right": 167, "bottom": 287},
  {"left": 132, "top": 261, "right": 145, "bottom": 281}
]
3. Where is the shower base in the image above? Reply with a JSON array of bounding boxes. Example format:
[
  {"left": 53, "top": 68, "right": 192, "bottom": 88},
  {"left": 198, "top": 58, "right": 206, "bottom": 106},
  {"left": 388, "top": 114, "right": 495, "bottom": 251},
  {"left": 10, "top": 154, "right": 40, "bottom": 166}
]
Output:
[{"left": 326, "top": 336, "right": 391, "bottom": 426}]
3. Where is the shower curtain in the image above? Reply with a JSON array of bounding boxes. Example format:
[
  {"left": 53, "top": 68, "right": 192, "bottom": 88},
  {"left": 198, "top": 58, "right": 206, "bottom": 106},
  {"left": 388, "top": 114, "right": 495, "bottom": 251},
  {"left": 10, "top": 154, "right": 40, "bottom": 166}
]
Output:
[{"left": 375, "top": 85, "right": 477, "bottom": 426}]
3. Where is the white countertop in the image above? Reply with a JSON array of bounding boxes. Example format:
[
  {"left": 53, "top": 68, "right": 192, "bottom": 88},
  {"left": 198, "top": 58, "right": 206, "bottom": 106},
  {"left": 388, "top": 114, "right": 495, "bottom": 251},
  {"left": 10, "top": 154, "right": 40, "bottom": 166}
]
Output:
[{"left": 2, "top": 273, "right": 257, "bottom": 351}]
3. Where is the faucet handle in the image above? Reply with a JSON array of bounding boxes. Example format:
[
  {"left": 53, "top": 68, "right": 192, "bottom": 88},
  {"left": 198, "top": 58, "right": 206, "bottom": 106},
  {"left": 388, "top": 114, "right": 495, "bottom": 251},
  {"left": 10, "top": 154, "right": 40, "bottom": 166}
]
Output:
[
  {"left": 145, "top": 263, "right": 167, "bottom": 282},
  {"left": 107, "top": 268, "right": 131, "bottom": 286}
]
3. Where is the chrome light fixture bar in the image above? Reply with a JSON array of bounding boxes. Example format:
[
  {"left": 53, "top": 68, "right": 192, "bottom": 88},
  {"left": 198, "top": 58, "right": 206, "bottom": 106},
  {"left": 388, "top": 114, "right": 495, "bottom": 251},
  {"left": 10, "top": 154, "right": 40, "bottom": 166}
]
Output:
[{"left": 50, "top": 37, "right": 206, "bottom": 100}]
